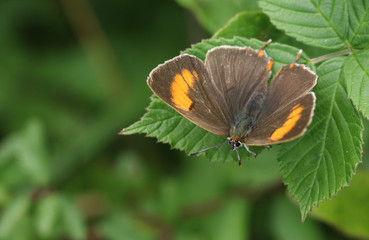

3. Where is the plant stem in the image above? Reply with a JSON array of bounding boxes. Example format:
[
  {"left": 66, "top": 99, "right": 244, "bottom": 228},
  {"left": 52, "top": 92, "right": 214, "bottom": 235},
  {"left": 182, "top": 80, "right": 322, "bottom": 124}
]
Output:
[{"left": 310, "top": 48, "right": 352, "bottom": 64}]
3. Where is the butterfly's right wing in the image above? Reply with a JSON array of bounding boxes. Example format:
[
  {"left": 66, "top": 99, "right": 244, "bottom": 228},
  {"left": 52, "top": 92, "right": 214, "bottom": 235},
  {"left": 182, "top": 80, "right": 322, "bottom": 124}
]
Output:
[
  {"left": 147, "top": 54, "right": 230, "bottom": 136},
  {"left": 246, "top": 64, "right": 317, "bottom": 145}
]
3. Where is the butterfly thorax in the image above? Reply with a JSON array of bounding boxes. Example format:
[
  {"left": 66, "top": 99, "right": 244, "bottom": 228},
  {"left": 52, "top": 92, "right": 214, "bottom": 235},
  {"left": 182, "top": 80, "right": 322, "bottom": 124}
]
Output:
[
  {"left": 229, "top": 87, "right": 267, "bottom": 142},
  {"left": 229, "top": 115, "right": 254, "bottom": 142}
]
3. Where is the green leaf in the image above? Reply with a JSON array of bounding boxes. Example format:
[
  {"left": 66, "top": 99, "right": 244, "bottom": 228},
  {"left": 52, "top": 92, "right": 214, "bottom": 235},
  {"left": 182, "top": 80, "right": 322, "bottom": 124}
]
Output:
[
  {"left": 0, "top": 195, "right": 31, "bottom": 239},
  {"left": 348, "top": 0, "right": 369, "bottom": 48},
  {"left": 270, "top": 195, "right": 325, "bottom": 240},
  {"left": 0, "top": 119, "right": 50, "bottom": 187},
  {"left": 259, "top": 0, "right": 348, "bottom": 49},
  {"left": 35, "top": 194, "right": 61, "bottom": 239},
  {"left": 208, "top": 198, "right": 250, "bottom": 240},
  {"left": 311, "top": 170, "right": 369, "bottom": 239},
  {"left": 213, "top": 11, "right": 282, "bottom": 41},
  {"left": 176, "top": 0, "right": 259, "bottom": 33},
  {"left": 277, "top": 57, "right": 363, "bottom": 220},
  {"left": 7, "top": 216, "right": 33, "bottom": 240},
  {"left": 15, "top": 118, "right": 50, "bottom": 185},
  {"left": 99, "top": 213, "right": 156, "bottom": 240},
  {"left": 343, "top": 50, "right": 369, "bottom": 118},
  {"left": 213, "top": 10, "right": 332, "bottom": 59},
  {"left": 0, "top": 135, "right": 16, "bottom": 168},
  {"left": 60, "top": 197, "right": 86, "bottom": 240},
  {"left": 122, "top": 37, "right": 309, "bottom": 164}
]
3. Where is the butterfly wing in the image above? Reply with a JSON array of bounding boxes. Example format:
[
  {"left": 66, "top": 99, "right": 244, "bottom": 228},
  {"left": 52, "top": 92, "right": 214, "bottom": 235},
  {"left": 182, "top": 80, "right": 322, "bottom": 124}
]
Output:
[
  {"left": 147, "top": 54, "right": 229, "bottom": 136},
  {"left": 204, "top": 46, "right": 273, "bottom": 119},
  {"left": 246, "top": 64, "right": 318, "bottom": 145}
]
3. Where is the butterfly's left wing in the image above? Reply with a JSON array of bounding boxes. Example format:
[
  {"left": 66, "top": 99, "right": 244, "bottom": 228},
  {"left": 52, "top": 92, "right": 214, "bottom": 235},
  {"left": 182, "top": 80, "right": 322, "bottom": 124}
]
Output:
[{"left": 147, "top": 54, "right": 230, "bottom": 136}]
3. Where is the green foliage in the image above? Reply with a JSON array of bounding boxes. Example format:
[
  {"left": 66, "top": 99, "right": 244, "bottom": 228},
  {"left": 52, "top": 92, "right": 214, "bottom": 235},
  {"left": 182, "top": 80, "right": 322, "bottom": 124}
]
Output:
[
  {"left": 1, "top": 0, "right": 369, "bottom": 239},
  {"left": 213, "top": 11, "right": 281, "bottom": 40},
  {"left": 176, "top": 0, "right": 259, "bottom": 33},
  {"left": 35, "top": 194, "right": 60, "bottom": 239},
  {"left": 343, "top": 50, "right": 369, "bottom": 118},
  {"left": 311, "top": 170, "right": 369, "bottom": 239},
  {"left": 347, "top": 0, "right": 369, "bottom": 48},
  {"left": 259, "top": 0, "right": 348, "bottom": 49},
  {"left": 270, "top": 195, "right": 325, "bottom": 240},
  {"left": 0, "top": 195, "right": 31, "bottom": 239}
]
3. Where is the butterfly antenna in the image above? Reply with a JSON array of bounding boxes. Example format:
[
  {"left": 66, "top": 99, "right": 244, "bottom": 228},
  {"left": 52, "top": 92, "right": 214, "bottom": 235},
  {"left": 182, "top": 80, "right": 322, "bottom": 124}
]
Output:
[
  {"left": 189, "top": 141, "right": 228, "bottom": 156},
  {"left": 236, "top": 148, "right": 242, "bottom": 167},
  {"left": 258, "top": 39, "right": 272, "bottom": 57},
  {"left": 295, "top": 49, "right": 303, "bottom": 63},
  {"left": 261, "top": 39, "right": 272, "bottom": 50}
]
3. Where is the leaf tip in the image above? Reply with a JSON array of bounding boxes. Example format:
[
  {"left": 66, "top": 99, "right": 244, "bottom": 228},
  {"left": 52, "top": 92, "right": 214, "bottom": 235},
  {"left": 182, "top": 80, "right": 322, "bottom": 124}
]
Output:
[{"left": 118, "top": 129, "right": 127, "bottom": 135}]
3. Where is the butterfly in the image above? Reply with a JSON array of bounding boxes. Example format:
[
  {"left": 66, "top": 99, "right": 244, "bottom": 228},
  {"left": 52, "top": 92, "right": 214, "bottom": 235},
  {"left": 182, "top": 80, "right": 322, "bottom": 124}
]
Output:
[{"left": 147, "top": 40, "right": 317, "bottom": 166}]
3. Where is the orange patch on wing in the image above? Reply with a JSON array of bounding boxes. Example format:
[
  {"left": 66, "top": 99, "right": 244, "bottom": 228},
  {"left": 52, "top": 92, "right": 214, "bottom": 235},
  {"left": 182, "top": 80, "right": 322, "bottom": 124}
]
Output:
[
  {"left": 170, "top": 69, "right": 196, "bottom": 111},
  {"left": 192, "top": 70, "right": 199, "bottom": 80},
  {"left": 269, "top": 104, "right": 304, "bottom": 141},
  {"left": 267, "top": 60, "right": 274, "bottom": 71},
  {"left": 258, "top": 50, "right": 264, "bottom": 57}
]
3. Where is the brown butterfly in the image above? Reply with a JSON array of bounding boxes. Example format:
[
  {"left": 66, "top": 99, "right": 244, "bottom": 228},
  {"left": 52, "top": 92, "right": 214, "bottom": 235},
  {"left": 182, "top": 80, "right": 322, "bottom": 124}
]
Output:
[{"left": 147, "top": 41, "right": 317, "bottom": 166}]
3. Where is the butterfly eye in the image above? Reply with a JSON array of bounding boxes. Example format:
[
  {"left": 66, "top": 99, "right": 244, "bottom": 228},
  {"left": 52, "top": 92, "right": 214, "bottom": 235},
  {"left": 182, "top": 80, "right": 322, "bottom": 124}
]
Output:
[{"left": 235, "top": 141, "right": 241, "bottom": 147}]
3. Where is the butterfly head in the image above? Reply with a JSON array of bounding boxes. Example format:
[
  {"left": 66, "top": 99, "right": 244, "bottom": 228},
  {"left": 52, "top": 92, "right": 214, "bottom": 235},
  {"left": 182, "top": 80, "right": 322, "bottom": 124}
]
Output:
[{"left": 228, "top": 137, "right": 242, "bottom": 150}]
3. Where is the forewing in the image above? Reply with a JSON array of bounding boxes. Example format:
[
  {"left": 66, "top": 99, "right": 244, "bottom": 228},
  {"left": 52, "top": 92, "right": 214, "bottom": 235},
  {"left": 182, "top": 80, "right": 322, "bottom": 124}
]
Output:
[
  {"left": 204, "top": 46, "right": 273, "bottom": 118},
  {"left": 246, "top": 93, "right": 316, "bottom": 145},
  {"left": 147, "top": 54, "right": 229, "bottom": 136}
]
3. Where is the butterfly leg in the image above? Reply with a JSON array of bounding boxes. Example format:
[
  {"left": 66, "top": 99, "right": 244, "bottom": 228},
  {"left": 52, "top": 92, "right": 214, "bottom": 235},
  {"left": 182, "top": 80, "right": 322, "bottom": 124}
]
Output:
[
  {"left": 236, "top": 149, "right": 242, "bottom": 167},
  {"left": 189, "top": 140, "right": 228, "bottom": 156},
  {"left": 243, "top": 143, "right": 257, "bottom": 157},
  {"left": 266, "top": 145, "right": 272, "bottom": 151}
]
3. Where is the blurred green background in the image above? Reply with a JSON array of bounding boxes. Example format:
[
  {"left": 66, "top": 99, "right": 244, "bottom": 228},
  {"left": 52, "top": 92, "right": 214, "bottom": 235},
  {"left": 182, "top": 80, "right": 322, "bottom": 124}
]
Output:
[{"left": 0, "top": 0, "right": 369, "bottom": 239}]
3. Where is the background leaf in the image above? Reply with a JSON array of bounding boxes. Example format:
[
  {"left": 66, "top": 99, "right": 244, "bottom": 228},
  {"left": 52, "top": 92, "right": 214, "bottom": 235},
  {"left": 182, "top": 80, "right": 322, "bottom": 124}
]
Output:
[
  {"left": 0, "top": 195, "right": 31, "bottom": 239},
  {"left": 213, "top": 11, "right": 282, "bottom": 40},
  {"left": 259, "top": 0, "right": 348, "bottom": 49},
  {"left": 176, "top": 0, "right": 259, "bottom": 33},
  {"left": 343, "top": 50, "right": 369, "bottom": 119},
  {"left": 60, "top": 197, "right": 86, "bottom": 240},
  {"left": 311, "top": 170, "right": 369, "bottom": 239},
  {"left": 277, "top": 57, "right": 363, "bottom": 219},
  {"left": 270, "top": 195, "right": 324, "bottom": 240},
  {"left": 213, "top": 10, "right": 332, "bottom": 60},
  {"left": 208, "top": 198, "right": 250, "bottom": 240},
  {"left": 122, "top": 37, "right": 311, "bottom": 164},
  {"left": 35, "top": 194, "right": 61, "bottom": 239},
  {"left": 15, "top": 119, "right": 50, "bottom": 185}
]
